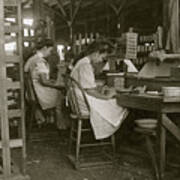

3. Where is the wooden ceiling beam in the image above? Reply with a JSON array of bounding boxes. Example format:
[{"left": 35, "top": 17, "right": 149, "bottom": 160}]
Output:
[
  {"left": 109, "top": 0, "right": 127, "bottom": 16},
  {"left": 56, "top": 0, "right": 68, "bottom": 19},
  {"left": 72, "top": 0, "right": 83, "bottom": 23}
]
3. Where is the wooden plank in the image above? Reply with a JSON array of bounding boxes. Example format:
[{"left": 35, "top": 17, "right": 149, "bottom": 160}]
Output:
[
  {"left": 7, "top": 81, "right": 20, "bottom": 89},
  {"left": 163, "top": 96, "right": 180, "bottom": 102},
  {"left": 8, "top": 109, "right": 21, "bottom": 118},
  {"left": 4, "top": 0, "right": 18, "bottom": 6},
  {"left": 162, "top": 103, "right": 180, "bottom": 113},
  {"left": 162, "top": 114, "right": 180, "bottom": 141},
  {"left": 4, "top": 26, "right": 19, "bottom": 33},
  {"left": 5, "top": 55, "right": 20, "bottom": 63},
  {"left": 23, "top": 37, "right": 35, "bottom": 41},
  {"left": 0, "top": 0, "right": 11, "bottom": 176},
  {"left": 0, "top": 139, "right": 23, "bottom": 149},
  {"left": 56, "top": 0, "right": 68, "bottom": 19},
  {"left": 72, "top": 0, "right": 83, "bottom": 23},
  {"left": 5, "top": 36, "right": 17, "bottom": 44},
  {"left": 159, "top": 114, "right": 166, "bottom": 179},
  {"left": 0, "top": 174, "right": 30, "bottom": 180},
  {"left": 109, "top": 0, "right": 126, "bottom": 15},
  {"left": 116, "top": 93, "right": 162, "bottom": 112}
]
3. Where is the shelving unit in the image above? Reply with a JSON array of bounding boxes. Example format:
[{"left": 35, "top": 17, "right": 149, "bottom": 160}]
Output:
[
  {"left": 0, "top": 1, "right": 28, "bottom": 179},
  {"left": 134, "top": 33, "right": 157, "bottom": 69}
]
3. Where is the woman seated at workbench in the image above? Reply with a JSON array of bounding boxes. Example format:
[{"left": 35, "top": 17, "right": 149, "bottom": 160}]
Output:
[
  {"left": 24, "top": 39, "right": 68, "bottom": 131},
  {"left": 70, "top": 40, "right": 128, "bottom": 139}
]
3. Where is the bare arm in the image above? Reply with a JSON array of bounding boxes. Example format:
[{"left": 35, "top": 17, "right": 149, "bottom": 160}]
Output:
[
  {"left": 39, "top": 73, "right": 64, "bottom": 90},
  {"left": 86, "top": 87, "right": 116, "bottom": 100}
]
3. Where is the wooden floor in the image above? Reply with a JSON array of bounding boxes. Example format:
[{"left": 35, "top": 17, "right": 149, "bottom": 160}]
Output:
[{"left": 11, "top": 124, "right": 179, "bottom": 180}]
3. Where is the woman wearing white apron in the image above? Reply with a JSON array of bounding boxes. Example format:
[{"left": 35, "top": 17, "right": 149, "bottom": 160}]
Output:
[
  {"left": 71, "top": 40, "right": 128, "bottom": 140},
  {"left": 24, "top": 39, "right": 68, "bottom": 130}
]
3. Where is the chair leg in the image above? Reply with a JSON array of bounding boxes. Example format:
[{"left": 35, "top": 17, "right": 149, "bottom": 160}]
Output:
[
  {"left": 75, "top": 119, "right": 82, "bottom": 166},
  {"left": 111, "top": 135, "right": 116, "bottom": 155},
  {"left": 68, "top": 120, "right": 74, "bottom": 154},
  {"left": 27, "top": 105, "right": 35, "bottom": 140},
  {"left": 145, "top": 135, "right": 160, "bottom": 180}
]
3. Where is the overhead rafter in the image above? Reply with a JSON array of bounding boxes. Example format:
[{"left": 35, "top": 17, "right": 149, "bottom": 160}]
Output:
[
  {"left": 55, "top": 0, "right": 83, "bottom": 25},
  {"left": 56, "top": 0, "right": 68, "bottom": 19},
  {"left": 109, "top": 0, "right": 127, "bottom": 16},
  {"left": 71, "top": 0, "right": 83, "bottom": 23}
]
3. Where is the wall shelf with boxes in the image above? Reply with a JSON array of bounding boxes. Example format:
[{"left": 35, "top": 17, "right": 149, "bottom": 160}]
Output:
[
  {"left": 0, "top": 0, "right": 28, "bottom": 179},
  {"left": 133, "top": 27, "right": 162, "bottom": 70},
  {"left": 135, "top": 33, "right": 156, "bottom": 69}
]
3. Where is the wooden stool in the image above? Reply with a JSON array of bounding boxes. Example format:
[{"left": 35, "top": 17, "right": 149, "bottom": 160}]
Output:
[{"left": 134, "top": 119, "right": 159, "bottom": 180}]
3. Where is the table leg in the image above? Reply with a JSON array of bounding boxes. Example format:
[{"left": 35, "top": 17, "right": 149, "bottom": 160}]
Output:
[{"left": 159, "top": 113, "right": 166, "bottom": 179}]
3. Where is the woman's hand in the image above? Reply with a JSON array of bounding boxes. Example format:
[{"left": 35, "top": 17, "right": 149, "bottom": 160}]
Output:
[
  {"left": 105, "top": 88, "right": 117, "bottom": 99},
  {"left": 101, "top": 85, "right": 109, "bottom": 94},
  {"left": 39, "top": 73, "right": 65, "bottom": 90},
  {"left": 86, "top": 87, "right": 116, "bottom": 100}
]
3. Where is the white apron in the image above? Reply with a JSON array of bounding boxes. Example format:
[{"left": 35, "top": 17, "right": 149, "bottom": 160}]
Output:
[{"left": 71, "top": 58, "right": 128, "bottom": 139}]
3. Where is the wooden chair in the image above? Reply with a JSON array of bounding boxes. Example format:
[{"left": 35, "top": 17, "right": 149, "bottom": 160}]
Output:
[
  {"left": 65, "top": 75, "right": 115, "bottom": 169},
  {"left": 24, "top": 72, "right": 42, "bottom": 137},
  {"left": 24, "top": 72, "right": 55, "bottom": 140},
  {"left": 134, "top": 119, "right": 159, "bottom": 180}
]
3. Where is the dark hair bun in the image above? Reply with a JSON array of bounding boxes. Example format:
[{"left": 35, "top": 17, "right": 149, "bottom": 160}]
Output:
[{"left": 86, "top": 39, "right": 114, "bottom": 55}]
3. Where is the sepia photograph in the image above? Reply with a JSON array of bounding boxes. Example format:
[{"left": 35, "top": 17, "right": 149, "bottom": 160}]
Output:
[{"left": 0, "top": 0, "right": 180, "bottom": 180}]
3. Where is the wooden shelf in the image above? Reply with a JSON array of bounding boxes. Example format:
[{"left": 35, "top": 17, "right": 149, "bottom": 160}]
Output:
[
  {"left": 0, "top": 174, "right": 30, "bottom": 180},
  {"left": 5, "top": 55, "right": 20, "bottom": 63},
  {"left": 23, "top": 37, "right": 35, "bottom": 41},
  {"left": 0, "top": 139, "right": 23, "bottom": 149},
  {"left": 8, "top": 109, "right": 21, "bottom": 118},
  {"left": 5, "top": 26, "right": 19, "bottom": 33},
  {"left": 5, "top": 36, "right": 17, "bottom": 43},
  {"left": 4, "top": 0, "right": 18, "bottom": 6},
  {"left": 7, "top": 81, "right": 20, "bottom": 89}
]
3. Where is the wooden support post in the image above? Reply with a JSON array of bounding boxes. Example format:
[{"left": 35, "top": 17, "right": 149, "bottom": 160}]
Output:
[
  {"left": 71, "top": 0, "right": 83, "bottom": 23},
  {"left": 174, "top": 0, "right": 179, "bottom": 52},
  {"left": 69, "top": 0, "right": 73, "bottom": 43},
  {"left": 158, "top": 113, "right": 166, "bottom": 179},
  {"left": 0, "top": 0, "right": 11, "bottom": 177},
  {"left": 33, "top": 0, "right": 42, "bottom": 23},
  {"left": 73, "top": 34, "right": 77, "bottom": 55},
  {"left": 56, "top": 0, "right": 68, "bottom": 19},
  {"left": 162, "top": 114, "right": 180, "bottom": 141},
  {"left": 109, "top": 0, "right": 126, "bottom": 16},
  {"left": 164, "top": 0, "right": 179, "bottom": 52},
  {"left": 90, "top": 33, "right": 94, "bottom": 43},
  {"left": 84, "top": 33, "right": 88, "bottom": 45},
  {"left": 78, "top": 33, "right": 82, "bottom": 54},
  {"left": 95, "top": 33, "right": 100, "bottom": 40},
  {"left": 109, "top": 0, "right": 127, "bottom": 36},
  {"left": 17, "top": 1, "right": 26, "bottom": 174}
]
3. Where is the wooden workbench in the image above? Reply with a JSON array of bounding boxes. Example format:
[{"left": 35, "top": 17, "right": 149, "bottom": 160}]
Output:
[
  {"left": 116, "top": 92, "right": 180, "bottom": 179},
  {"left": 125, "top": 74, "right": 180, "bottom": 91}
]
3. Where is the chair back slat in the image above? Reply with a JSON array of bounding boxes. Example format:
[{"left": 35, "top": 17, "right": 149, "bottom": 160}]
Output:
[
  {"left": 66, "top": 75, "right": 90, "bottom": 117},
  {"left": 24, "top": 72, "right": 40, "bottom": 105}
]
